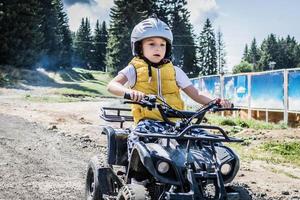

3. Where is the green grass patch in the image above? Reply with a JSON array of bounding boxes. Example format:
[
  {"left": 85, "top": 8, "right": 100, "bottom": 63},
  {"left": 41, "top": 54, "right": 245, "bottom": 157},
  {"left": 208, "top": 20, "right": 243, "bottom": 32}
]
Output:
[
  {"left": 0, "top": 67, "right": 15, "bottom": 86},
  {"left": 24, "top": 94, "right": 81, "bottom": 103},
  {"left": 58, "top": 67, "right": 95, "bottom": 82},
  {"left": 268, "top": 167, "right": 300, "bottom": 179},
  {"left": 227, "top": 141, "right": 300, "bottom": 167},
  {"left": 262, "top": 141, "right": 300, "bottom": 161},
  {"left": 206, "top": 114, "right": 287, "bottom": 130},
  {"left": 22, "top": 67, "right": 113, "bottom": 102},
  {"left": 0, "top": 72, "right": 6, "bottom": 86},
  {"left": 51, "top": 80, "right": 111, "bottom": 98},
  {"left": 49, "top": 68, "right": 111, "bottom": 98}
]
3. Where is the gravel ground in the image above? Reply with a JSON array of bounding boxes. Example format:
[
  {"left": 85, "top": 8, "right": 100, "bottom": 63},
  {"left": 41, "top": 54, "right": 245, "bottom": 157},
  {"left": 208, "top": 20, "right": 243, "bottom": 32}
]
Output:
[
  {"left": 0, "top": 114, "right": 107, "bottom": 200},
  {"left": 0, "top": 94, "right": 299, "bottom": 199}
]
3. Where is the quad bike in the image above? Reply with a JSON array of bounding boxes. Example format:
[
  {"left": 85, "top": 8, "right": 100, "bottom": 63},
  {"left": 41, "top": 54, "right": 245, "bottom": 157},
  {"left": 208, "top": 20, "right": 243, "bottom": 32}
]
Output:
[{"left": 85, "top": 95, "right": 244, "bottom": 200}]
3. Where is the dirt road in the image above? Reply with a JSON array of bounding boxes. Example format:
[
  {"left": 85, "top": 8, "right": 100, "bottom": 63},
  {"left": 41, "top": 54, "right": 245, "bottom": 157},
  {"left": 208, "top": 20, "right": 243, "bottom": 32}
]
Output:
[
  {"left": 0, "top": 113, "right": 102, "bottom": 199},
  {"left": 0, "top": 93, "right": 300, "bottom": 200},
  {"left": 0, "top": 95, "right": 118, "bottom": 200}
]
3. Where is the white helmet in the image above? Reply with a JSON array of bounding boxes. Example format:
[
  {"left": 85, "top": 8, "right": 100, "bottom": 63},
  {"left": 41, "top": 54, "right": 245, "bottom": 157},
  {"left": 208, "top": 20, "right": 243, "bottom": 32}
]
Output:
[{"left": 131, "top": 16, "right": 173, "bottom": 58}]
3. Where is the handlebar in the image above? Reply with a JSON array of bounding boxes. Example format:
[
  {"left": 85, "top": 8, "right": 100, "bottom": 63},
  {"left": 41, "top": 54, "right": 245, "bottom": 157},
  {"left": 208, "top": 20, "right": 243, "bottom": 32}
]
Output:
[
  {"left": 123, "top": 93, "right": 243, "bottom": 143},
  {"left": 123, "top": 93, "right": 240, "bottom": 124}
]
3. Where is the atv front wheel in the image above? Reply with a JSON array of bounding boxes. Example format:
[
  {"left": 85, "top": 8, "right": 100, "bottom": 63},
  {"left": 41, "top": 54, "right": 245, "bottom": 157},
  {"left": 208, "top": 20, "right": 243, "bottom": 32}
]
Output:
[
  {"left": 117, "top": 184, "right": 150, "bottom": 200},
  {"left": 85, "top": 156, "right": 105, "bottom": 200}
]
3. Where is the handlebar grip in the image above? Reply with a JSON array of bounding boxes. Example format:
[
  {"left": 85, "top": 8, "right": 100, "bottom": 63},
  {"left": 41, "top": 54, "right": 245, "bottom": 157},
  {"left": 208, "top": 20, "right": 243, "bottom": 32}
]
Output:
[
  {"left": 124, "top": 92, "right": 131, "bottom": 100},
  {"left": 215, "top": 98, "right": 222, "bottom": 105}
]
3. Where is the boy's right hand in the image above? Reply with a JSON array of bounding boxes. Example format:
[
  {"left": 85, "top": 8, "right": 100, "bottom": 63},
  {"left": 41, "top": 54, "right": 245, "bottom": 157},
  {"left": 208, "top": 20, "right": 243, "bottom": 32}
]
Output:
[{"left": 125, "top": 90, "right": 145, "bottom": 102}]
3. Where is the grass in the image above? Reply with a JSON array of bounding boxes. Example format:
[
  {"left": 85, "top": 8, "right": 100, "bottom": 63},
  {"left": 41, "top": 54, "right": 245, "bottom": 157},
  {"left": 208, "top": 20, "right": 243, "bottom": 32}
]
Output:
[
  {"left": 262, "top": 141, "right": 300, "bottom": 163},
  {"left": 268, "top": 167, "right": 300, "bottom": 179},
  {"left": 15, "top": 67, "right": 113, "bottom": 102},
  {"left": 50, "top": 68, "right": 112, "bottom": 98},
  {"left": 0, "top": 73, "right": 6, "bottom": 86},
  {"left": 205, "top": 114, "right": 297, "bottom": 166},
  {"left": 206, "top": 114, "right": 288, "bottom": 130},
  {"left": 227, "top": 140, "right": 300, "bottom": 167},
  {"left": 0, "top": 67, "right": 14, "bottom": 86},
  {"left": 0, "top": 66, "right": 114, "bottom": 102},
  {"left": 24, "top": 94, "right": 82, "bottom": 103}
]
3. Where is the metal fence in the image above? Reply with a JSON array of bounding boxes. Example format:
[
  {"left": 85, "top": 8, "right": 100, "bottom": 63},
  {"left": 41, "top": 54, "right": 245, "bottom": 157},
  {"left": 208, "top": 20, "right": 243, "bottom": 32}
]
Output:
[{"left": 185, "top": 68, "right": 300, "bottom": 124}]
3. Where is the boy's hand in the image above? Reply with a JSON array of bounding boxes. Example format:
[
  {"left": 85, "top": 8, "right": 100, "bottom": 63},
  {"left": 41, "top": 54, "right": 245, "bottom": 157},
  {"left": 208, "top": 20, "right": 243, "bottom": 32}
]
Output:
[
  {"left": 219, "top": 99, "right": 233, "bottom": 108},
  {"left": 127, "top": 90, "right": 145, "bottom": 102}
]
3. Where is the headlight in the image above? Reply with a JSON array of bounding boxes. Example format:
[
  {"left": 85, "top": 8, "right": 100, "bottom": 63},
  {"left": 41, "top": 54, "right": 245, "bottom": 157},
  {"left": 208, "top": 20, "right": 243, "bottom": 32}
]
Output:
[
  {"left": 221, "top": 163, "right": 232, "bottom": 175},
  {"left": 156, "top": 161, "right": 170, "bottom": 174}
]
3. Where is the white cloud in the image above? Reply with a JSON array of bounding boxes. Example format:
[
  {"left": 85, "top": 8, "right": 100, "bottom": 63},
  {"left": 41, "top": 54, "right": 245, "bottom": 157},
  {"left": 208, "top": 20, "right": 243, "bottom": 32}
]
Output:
[
  {"left": 186, "top": 0, "right": 219, "bottom": 33},
  {"left": 65, "top": 0, "right": 113, "bottom": 32},
  {"left": 185, "top": 1, "right": 244, "bottom": 71},
  {"left": 251, "top": 98, "right": 284, "bottom": 110},
  {"left": 65, "top": 0, "right": 220, "bottom": 34}
]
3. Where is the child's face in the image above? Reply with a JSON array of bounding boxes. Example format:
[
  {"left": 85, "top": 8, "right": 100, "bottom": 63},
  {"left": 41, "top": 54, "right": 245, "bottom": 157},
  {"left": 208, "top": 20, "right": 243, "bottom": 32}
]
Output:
[{"left": 141, "top": 37, "right": 167, "bottom": 63}]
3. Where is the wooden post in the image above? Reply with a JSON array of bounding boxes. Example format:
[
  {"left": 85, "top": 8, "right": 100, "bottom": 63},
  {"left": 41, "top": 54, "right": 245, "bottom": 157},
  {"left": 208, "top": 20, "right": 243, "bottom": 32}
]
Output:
[
  {"left": 248, "top": 74, "right": 252, "bottom": 119},
  {"left": 220, "top": 74, "right": 224, "bottom": 117},
  {"left": 283, "top": 69, "right": 288, "bottom": 124}
]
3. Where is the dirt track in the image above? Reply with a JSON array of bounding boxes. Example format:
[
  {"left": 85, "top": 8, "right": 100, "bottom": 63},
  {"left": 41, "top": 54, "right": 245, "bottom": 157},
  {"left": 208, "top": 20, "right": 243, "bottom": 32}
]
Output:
[
  {"left": 0, "top": 113, "right": 85, "bottom": 199},
  {"left": 0, "top": 93, "right": 300, "bottom": 200},
  {"left": 0, "top": 113, "right": 108, "bottom": 199}
]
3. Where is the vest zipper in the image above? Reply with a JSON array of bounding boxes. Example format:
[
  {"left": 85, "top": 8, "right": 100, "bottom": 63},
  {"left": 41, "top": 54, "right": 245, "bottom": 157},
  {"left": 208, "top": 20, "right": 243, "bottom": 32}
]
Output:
[{"left": 157, "top": 68, "right": 166, "bottom": 103}]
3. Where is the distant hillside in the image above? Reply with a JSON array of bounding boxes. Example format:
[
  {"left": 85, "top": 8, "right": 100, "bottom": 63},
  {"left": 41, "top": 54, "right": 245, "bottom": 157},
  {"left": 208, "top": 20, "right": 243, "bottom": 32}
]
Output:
[{"left": 0, "top": 66, "right": 113, "bottom": 100}]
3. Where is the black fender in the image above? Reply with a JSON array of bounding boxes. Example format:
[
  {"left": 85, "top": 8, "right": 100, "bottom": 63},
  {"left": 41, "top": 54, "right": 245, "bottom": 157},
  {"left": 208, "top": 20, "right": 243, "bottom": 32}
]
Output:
[
  {"left": 102, "top": 126, "right": 128, "bottom": 166},
  {"left": 126, "top": 142, "right": 182, "bottom": 185},
  {"left": 190, "top": 144, "right": 240, "bottom": 184}
]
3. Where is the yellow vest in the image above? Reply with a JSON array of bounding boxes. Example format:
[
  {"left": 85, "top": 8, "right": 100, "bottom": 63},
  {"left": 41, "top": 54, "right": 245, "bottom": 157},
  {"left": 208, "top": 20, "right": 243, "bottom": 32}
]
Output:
[{"left": 129, "top": 57, "right": 184, "bottom": 123}]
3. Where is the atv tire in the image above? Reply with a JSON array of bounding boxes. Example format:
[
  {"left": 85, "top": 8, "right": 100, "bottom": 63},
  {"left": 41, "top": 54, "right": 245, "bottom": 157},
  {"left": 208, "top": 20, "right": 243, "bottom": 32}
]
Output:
[
  {"left": 85, "top": 156, "right": 106, "bottom": 200},
  {"left": 226, "top": 184, "right": 252, "bottom": 200},
  {"left": 117, "top": 184, "right": 150, "bottom": 200}
]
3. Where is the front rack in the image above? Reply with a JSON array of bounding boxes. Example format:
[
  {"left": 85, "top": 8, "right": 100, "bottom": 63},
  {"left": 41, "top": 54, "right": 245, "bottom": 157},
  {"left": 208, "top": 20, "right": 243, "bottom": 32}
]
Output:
[{"left": 100, "top": 107, "right": 133, "bottom": 128}]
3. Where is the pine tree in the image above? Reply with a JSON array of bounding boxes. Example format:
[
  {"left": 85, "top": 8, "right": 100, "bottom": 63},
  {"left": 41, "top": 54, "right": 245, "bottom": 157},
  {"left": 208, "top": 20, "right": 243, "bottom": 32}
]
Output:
[
  {"left": 168, "top": 0, "right": 199, "bottom": 77},
  {"left": 92, "top": 20, "right": 108, "bottom": 71},
  {"left": 242, "top": 34, "right": 300, "bottom": 71},
  {"left": 248, "top": 38, "right": 260, "bottom": 71},
  {"left": 54, "top": 0, "right": 72, "bottom": 68},
  {"left": 216, "top": 29, "right": 226, "bottom": 74},
  {"left": 242, "top": 44, "right": 250, "bottom": 62},
  {"left": 0, "top": 0, "right": 43, "bottom": 68},
  {"left": 198, "top": 18, "right": 217, "bottom": 75},
  {"left": 258, "top": 34, "right": 278, "bottom": 71},
  {"left": 279, "top": 35, "right": 298, "bottom": 69},
  {"left": 295, "top": 42, "right": 300, "bottom": 68},
  {"left": 40, "top": 0, "right": 62, "bottom": 69},
  {"left": 75, "top": 18, "right": 93, "bottom": 68},
  {"left": 152, "top": 0, "right": 170, "bottom": 23},
  {"left": 105, "top": 0, "right": 154, "bottom": 75}
]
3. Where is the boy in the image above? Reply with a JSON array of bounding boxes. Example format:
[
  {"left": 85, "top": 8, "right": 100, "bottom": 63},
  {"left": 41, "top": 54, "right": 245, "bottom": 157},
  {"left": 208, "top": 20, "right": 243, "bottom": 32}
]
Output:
[{"left": 107, "top": 15, "right": 231, "bottom": 125}]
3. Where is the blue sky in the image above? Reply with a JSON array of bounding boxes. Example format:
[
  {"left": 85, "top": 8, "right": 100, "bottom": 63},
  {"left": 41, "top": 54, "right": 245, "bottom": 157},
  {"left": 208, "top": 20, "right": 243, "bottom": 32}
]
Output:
[
  {"left": 213, "top": 0, "right": 300, "bottom": 71},
  {"left": 64, "top": 0, "right": 300, "bottom": 71}
]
